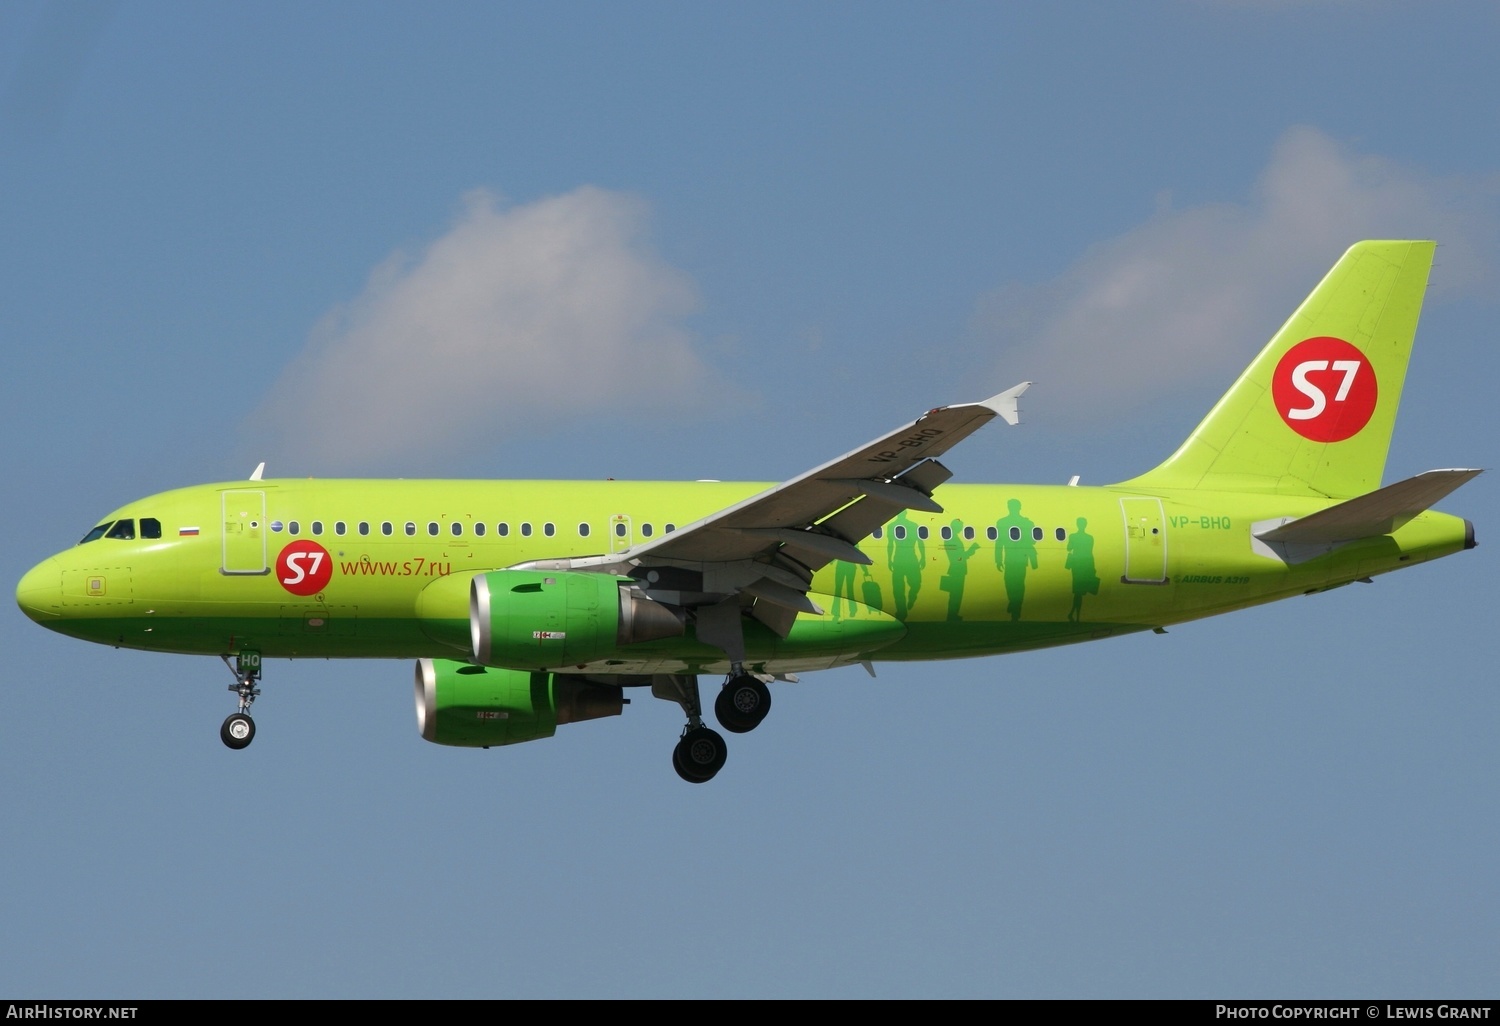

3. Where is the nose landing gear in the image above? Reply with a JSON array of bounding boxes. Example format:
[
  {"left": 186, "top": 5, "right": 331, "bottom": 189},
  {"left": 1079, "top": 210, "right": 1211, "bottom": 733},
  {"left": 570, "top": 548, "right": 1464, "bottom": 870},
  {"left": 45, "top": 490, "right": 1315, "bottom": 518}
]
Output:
[
  {"left": 220, "top": 711, "right": 255, "bottom": 749},
  {"left": 219, "top": 651, "right": 262, "bottom": 751}
]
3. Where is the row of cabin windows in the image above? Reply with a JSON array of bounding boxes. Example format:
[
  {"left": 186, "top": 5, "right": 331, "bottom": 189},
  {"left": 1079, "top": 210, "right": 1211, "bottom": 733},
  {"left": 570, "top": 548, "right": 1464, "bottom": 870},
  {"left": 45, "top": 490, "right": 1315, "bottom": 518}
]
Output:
[
  {"left": 79, "top": 516, "right": 1071, "bottom": 547},
  {"left": 266, "top": 519, "right": 678, "bottom": 539},
  {"left": 874, "top": 524, "right": 1070, "bottom": 542}
]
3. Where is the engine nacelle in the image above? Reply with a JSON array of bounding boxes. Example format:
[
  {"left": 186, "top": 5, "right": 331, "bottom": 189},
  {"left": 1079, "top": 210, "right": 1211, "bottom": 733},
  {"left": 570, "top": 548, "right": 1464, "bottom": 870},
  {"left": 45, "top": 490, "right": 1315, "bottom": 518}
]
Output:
[
  {"left": 470, "top": 569, "right": 683, "bottom": 669},
  {"left": 414, "top": 658, "right": 625, "bottom": 748}
]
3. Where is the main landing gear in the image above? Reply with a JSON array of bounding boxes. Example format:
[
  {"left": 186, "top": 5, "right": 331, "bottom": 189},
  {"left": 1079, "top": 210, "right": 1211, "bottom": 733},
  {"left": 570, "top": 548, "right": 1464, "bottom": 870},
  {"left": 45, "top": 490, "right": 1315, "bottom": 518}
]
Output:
[
  {"left": 714, "top": 673, "right": 772, "bottom": 734},
  {"left": 673, "top": 724, "right": 728, "bottom": 783},
  {"left": 219, "top": 651, "right": 261, "bottom": 751},
  {"left": 656, "top": 666, "right": 776, "bottom": 783},
  {"left": 655, "top": 673, "right": 726, "bottom": 784}
]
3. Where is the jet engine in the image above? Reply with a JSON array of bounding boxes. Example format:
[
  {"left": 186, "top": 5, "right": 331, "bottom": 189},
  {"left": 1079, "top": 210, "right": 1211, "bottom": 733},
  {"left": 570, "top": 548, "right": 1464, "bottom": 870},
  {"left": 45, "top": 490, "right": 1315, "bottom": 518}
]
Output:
[
  {"left": 415, "top": 657, "right": 626, "bottom": 748},
  {"left": 470, "top": 569, "right": 683, "bottom": 669}
]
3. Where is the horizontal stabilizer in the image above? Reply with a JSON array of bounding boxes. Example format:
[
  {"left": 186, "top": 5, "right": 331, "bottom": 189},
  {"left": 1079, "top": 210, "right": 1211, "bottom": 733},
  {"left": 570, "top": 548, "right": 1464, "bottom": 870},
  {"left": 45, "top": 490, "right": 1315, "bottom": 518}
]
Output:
[{"left": 1256, "top": 469, "right": 1483, "bottom": 544}]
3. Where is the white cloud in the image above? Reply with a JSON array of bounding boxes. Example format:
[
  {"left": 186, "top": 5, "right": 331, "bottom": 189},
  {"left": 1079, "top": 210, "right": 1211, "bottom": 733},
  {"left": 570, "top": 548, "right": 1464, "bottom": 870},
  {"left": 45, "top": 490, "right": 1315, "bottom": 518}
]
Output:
[
  {"left": 246, "top": 186, "right": 712, "bottom": 472},
  {"left": 972, "top": 126, "right": 1499, "bottom": 424}
]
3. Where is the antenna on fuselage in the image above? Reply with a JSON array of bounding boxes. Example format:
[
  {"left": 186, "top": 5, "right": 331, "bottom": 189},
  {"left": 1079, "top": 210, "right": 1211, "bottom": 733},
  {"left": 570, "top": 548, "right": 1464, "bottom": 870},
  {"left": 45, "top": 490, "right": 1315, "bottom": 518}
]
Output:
[{"left": 249, "top": 462, "right": 265, "bottom": 481}]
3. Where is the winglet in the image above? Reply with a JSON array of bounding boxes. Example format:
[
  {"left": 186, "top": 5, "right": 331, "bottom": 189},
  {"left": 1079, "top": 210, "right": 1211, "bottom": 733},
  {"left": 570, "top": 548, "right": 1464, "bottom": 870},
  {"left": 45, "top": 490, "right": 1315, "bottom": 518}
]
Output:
[
  {"left": 249, "top": 462, "right": 265, "bottom": 481},
  {"left": 982, "top": 382, "right": 1032, "bottom": 426}
]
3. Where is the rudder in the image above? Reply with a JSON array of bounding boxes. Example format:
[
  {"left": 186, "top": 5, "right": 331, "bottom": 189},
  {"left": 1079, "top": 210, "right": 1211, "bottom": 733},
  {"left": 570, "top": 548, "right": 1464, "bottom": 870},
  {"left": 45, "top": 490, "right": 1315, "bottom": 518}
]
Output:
[{"left": 1120, "top": 240, "right": 1435, "bottom": 499}]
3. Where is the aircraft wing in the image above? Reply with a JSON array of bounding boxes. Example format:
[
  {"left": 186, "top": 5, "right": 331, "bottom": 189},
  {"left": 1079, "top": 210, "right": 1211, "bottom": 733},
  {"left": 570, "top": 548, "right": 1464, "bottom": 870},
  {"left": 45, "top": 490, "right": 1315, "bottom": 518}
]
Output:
[
  {"left": 624, "top": 383, "right": 1029, "bottom": 569},
  {"left": 603, "top": 384, "right": 1030, "bottom": 632}
]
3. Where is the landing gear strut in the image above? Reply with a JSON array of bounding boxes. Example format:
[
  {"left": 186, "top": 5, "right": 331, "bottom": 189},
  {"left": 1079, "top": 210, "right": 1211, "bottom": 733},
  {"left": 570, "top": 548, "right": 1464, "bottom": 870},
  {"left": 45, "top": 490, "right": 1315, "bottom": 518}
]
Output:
[
  {"left": 219, "top": 651, "right": 262, "bottom": 751},
  {"left": 653, "top": 673, "right": 729, "bottom": 783}
]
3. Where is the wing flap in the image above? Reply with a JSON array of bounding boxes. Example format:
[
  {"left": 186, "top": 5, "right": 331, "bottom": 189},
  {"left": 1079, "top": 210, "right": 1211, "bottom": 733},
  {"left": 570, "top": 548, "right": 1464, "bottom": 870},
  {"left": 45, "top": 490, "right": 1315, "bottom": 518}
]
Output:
[{"left": 733, "top": 527, "right": 873, "bottom": 566}]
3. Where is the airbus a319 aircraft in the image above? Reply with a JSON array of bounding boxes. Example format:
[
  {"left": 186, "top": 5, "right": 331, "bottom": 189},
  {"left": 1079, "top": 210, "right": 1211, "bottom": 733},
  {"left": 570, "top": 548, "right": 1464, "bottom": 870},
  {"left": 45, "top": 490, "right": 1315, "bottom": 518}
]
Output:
[{"left": 15, "top": 240, "right": 1480, "bottom": 782}]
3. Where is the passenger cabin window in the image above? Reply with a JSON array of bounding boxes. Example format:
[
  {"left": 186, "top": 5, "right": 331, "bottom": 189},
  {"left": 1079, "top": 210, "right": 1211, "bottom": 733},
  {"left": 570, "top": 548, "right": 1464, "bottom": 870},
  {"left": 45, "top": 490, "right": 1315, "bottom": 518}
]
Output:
[
  {"left": 964, "top": 527, "right": 975, "bottom": 541},
  {"left": 614, "top": 522, "right": 626, "bottom": 538},
  {"left": 665, "top": 524, "right": 676, "bottom": 533},
  {"left": 1054, "top": 527, "right": 1066, "bottom": 541},
  {"left": 428, "top": 522, "right": 439, "bottom": 537},
  {"left": 987, "top": 527, "right": 998, "bottom": 541},
  {"left": 288, "top": 521, "right": 300, "bottom": 536},
  {"left": 404, "top": 522, "right": 416, "bottom": 536},
  {"left": 543, "top": 523, "right": 555, "bottom": 537},
  {"left": 106, "top": 520, "right": 136, "bottom": 540},
  {"left": 335, "top": 521, "right": 347, "bottom": 536},
  {"left": 642, "top": 523, "right": 653, "bottom": 538},
  {"left": 451, "top": 522, "right": 462, "bottom": 537},
  {"left": 359, "top": 522, "right": 370, "bottom": 536},
  {"left": 381, "top": 522, "right": 393, "bottom": 536},
  {"left": 1009, "top": 527, "right": 1021, "bottom": 541},
  {"left": 1031, "top": 527, "right": 1043, "bottom": 541},
  {"left": 497, "top": 523, "right": 509, "bottom": 537},
  {"left": 578, "top": 523, "right": 590, "bottom": 537},
  {"left": 520, "top": 523, "right": 532, "bottom": 537},
  {"left": 312, "top": 521, "right": 324, "bottom": 536},
  {"left": 474, "top": 523, "right": 486, "bottom": 537}
]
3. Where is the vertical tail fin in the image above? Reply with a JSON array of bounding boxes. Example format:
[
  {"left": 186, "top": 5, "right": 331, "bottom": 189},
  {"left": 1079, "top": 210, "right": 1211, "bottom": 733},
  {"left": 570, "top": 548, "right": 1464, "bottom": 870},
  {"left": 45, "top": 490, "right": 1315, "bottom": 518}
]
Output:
[{"left": 1120, "top": 240, "right": 1435, "bottom": 498}]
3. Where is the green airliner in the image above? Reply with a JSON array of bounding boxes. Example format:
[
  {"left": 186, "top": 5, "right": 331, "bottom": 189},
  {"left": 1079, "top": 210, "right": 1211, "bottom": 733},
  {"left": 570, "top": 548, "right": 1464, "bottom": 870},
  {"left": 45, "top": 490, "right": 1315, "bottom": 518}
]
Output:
[{"left": 15, "top": 240, "right": 1480, "bottom": 782}]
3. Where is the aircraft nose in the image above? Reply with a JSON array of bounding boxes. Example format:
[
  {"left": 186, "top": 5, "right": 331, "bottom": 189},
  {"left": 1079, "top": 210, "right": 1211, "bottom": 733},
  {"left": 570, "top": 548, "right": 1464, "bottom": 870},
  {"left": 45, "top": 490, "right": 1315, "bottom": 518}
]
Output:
[{"left": 16, "top": 557, "right": 63, "bottom": 624}]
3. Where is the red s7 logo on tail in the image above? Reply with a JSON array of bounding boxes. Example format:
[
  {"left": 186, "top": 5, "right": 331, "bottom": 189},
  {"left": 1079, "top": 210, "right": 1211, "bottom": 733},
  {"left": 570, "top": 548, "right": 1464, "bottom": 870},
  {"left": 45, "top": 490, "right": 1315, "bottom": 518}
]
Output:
[
  {"left": 1272, "top": 337, "right": 1378, "bottom": 442},
  {"left": 276, "top": 540, "right": 333, "bottom": 596}
]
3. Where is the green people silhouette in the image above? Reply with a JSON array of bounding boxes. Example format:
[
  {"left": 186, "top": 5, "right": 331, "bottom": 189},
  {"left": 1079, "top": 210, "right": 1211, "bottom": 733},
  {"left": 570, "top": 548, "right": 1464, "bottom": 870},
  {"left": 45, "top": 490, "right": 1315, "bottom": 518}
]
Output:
[
  {"left": 993, "top": 498, "right": 1037, "bottom": 622},
  {"left": 832, "top": 558, "right": 855, "bottom": 620},
  {"left": 832, "top": 558, "right": 881, "bottom": 620},
  {"left": 1065, "top": 516, "right": 1099, "bottom": 622},
  {"left": 886, "top": 510, "right": 926, "bottom": 621},
  {"left": 939, "top": 519, "right": 979, "bottom": 622}
]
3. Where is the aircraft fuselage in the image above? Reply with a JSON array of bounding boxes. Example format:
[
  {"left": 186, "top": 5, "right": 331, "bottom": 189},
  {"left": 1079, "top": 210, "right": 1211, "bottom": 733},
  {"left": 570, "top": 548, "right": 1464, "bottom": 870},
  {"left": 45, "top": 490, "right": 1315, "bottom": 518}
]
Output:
[{"left": 16, "top": 477, "right": 1472, "bottom": 676}]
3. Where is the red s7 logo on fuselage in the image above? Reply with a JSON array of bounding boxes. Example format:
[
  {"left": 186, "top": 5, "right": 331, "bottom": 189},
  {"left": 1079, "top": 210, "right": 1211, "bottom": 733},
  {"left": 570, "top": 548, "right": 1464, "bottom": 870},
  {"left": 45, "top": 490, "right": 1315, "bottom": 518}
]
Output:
[
  {"left": 1271, "top": 337, "right": 1378, "bottom": 443},
  {"left": 276, "top": 540, "right": 333, "bottom": 596}
]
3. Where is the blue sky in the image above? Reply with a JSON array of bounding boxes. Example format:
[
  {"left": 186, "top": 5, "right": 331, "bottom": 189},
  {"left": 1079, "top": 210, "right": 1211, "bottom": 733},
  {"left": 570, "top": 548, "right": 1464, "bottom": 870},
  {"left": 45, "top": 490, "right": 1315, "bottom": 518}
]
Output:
[{"left": 3, "top": 1, "right": 1498, "bottom": 999}]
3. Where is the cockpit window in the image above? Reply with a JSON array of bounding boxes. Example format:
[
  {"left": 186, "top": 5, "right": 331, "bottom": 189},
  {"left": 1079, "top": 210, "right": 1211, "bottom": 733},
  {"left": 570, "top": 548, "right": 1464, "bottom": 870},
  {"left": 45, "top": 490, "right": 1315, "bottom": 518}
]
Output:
[
  {"left": 141, "top": 518, "right": 162, "bottom": 539},
  {"left": 80, "top": 522, "right": 112, "bottom": 544},
  {"left": 105, "top": 520, "right": 136, "bottom": 540}
]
